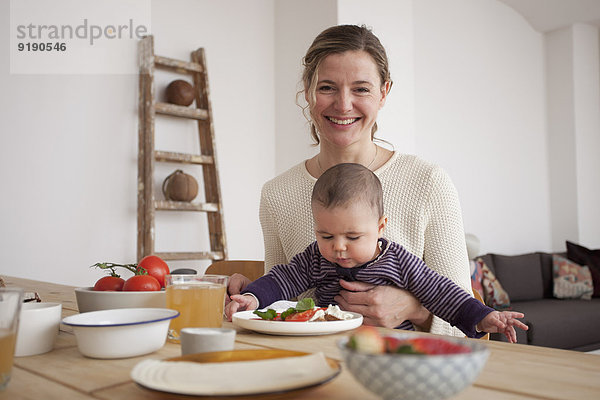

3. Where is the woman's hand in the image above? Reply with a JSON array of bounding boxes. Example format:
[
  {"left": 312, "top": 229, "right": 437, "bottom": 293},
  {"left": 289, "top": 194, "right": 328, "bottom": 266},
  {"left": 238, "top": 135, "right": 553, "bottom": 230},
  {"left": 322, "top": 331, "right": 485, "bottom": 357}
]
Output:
[
  {"left": 334, "top": 279, "right": 432, "bottom": 329},
  {"left": 225, "top": 273, "right": 252, "bottom": 305}
]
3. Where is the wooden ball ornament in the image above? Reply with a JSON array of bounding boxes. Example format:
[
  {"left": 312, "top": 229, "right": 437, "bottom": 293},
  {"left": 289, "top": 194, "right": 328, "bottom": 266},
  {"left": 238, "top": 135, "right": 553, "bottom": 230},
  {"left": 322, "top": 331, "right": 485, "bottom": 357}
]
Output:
[
  {"left": 162, "top": 170, "right": 199, "bottom": 202},
  {"left": 166, "top": 80, "right": 195, "bottom": 106}
]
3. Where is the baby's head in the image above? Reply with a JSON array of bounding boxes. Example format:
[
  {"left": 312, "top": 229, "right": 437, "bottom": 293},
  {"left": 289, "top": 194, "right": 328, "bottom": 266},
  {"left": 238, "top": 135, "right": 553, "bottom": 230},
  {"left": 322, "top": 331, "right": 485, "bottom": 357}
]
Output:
[{"left": 311, "top": 163, "right": 386, "bottom": 268}]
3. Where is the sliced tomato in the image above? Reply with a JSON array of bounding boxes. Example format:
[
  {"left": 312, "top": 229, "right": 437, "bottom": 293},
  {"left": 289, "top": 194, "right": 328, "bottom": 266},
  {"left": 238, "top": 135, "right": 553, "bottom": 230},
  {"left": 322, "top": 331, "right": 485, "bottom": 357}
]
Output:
[{"left": 284, "top": 309, "right": 318, "bottom": 322}]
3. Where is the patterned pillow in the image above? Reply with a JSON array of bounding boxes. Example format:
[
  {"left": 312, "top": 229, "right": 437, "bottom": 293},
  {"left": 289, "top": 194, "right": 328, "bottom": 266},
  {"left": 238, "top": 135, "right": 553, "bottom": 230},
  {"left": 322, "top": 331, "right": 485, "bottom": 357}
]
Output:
[
  {"left": 566, "top": 241, "right": 600, "bottom": 297},
  {"left": 470, "top": 259, "right": 484, "bottom": 298},
  {"left": 478, "top": 258, "right": 511, "bottom": 310},
  {"left": 553, "top": 254, "right": 593, "bottom": 300}
]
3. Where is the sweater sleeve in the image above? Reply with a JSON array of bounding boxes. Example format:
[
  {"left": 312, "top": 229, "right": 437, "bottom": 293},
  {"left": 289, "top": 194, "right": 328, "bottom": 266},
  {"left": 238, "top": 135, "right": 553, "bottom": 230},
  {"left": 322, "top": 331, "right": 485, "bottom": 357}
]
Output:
[
  {"left": 454, "top": 299, "right": 494, "bottom": 338},
  {"left": 422, "top": 166, "right": 473, "bottom": 337},
  {"left": 259, "top": 182, "right": 288, "bottom": 273},
  {"left": 391, "top": 246, "right": 491, "bottom": 337}
]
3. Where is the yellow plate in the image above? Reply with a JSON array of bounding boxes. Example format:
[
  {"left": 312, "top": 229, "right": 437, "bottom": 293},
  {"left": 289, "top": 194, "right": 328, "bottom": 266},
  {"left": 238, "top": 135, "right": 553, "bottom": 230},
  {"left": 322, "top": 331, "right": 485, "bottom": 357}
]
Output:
[{"left": 132, "top": 349, "right": 341, "bottom": 397}]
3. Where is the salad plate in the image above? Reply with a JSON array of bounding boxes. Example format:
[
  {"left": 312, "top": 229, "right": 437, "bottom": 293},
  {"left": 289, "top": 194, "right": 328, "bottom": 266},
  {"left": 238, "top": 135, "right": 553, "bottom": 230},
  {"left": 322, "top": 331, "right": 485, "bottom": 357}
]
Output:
[
  {"left": 131, "top": 349, "right": 340, "bottom": 396},
  {"left": 232, "top": 309, "right": 363, "bottom": 336}
]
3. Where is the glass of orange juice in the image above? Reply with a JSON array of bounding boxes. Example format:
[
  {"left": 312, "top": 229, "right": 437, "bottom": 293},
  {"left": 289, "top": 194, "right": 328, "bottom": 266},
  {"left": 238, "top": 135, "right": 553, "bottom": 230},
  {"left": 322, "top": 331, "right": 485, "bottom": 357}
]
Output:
[
  {"left": 165, "top": 274, "right": 228, "bottom": 343},
  {"left": 1, "top": 288, "right": 24, "bottom": 391}
]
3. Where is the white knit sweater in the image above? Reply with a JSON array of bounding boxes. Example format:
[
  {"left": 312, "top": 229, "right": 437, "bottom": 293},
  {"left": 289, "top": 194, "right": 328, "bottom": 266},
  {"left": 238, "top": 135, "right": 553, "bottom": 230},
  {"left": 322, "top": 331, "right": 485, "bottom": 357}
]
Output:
[{"left": 259, "top": 152, "right": 472, "bottom": 337}]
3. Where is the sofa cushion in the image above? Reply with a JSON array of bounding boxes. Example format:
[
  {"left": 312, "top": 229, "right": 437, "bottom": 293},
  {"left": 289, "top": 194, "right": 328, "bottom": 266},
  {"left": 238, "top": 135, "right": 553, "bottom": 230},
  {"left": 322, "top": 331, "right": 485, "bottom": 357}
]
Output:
[
  {"left": 566, "top": 241, "right": 600, "bottom": 297},
  {"left": 479, "top": 258, "right": 511, "bottom": 310},
  {"left": 499, "top": 299, "right": 600, "bottom": 350},
  {"left": 553, "top": 255, "right": 593, "bottom": 300},
  {"left": 492, "top": 253, "right": 544, "bottom": 301},
  {"left": 538, "top": 252, "right": 556, "bottom": 298},
  {"left": 470, "top": 259, "right": 484, "bottom": 298}
]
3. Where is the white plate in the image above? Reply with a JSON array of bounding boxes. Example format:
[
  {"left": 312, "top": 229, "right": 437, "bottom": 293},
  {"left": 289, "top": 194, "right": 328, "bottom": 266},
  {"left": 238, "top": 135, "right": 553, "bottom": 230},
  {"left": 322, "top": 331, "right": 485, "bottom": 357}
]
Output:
[
  {"left": 131, "top": 350, "right": 341, "bottom": 396},
  {"left": 232, "top": 310, "right": 363, "bottom": 336}
]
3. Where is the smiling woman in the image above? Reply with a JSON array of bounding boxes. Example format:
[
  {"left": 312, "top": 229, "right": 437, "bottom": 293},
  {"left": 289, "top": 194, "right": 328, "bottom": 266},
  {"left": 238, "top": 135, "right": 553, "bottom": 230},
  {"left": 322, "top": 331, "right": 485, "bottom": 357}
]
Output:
[
  {"left": 309, "top": 50, "right": 390, "bottom": 169},
  {"left": 228, "top": 25, "right": 473, "bottom": 337}
]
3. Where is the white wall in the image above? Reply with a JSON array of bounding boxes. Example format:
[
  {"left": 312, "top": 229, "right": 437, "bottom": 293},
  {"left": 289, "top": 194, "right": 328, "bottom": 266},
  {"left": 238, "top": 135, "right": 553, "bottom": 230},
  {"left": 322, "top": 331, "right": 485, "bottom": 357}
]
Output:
[
  {"left": 0, "top": 0, "right": 274, "bottom": 286},
  {"left": 413, "top": 0, "right": 552, "bottom": 255},
  {"left": 547, "top": 23, "right": 600, "bottom": 250},
  {"left": 546, "top": 27, "right": 581, "bottom": 250},
  {"left": 572, "top": 24, "right": 600, "bottom": 248}
]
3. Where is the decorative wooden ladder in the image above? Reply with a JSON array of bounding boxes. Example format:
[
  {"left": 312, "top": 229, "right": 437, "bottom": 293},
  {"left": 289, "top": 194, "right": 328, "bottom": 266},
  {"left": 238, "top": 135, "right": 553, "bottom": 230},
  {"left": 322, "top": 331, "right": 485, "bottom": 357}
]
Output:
[{"left": 137, "top": 35, "right": 227, "bottom": 263}]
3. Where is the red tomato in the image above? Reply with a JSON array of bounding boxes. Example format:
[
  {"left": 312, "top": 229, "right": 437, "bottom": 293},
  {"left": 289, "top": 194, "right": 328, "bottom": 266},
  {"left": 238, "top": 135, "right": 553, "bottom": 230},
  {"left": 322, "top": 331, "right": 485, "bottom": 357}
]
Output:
[
  {"left": 284, "top": 309, "right": 318, "bottom": 322},
  {"left": 122, "top": 275, "right": 161, "bottom": 291},
  {"left": 93, "top": 276, "right": 125, "bottom": 291},
  {"left": 137, "top": 255, "right": 170, "bottom": 288}
]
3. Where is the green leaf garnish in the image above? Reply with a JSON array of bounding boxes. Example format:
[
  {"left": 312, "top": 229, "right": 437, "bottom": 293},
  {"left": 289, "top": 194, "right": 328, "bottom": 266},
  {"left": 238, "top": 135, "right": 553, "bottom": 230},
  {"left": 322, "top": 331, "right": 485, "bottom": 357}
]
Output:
[
  {"left": 253, "top": 309, "right": 277, "bottom": 320},
  {"left": 295, "top": 298, "right": 315, "bottom": 312}
]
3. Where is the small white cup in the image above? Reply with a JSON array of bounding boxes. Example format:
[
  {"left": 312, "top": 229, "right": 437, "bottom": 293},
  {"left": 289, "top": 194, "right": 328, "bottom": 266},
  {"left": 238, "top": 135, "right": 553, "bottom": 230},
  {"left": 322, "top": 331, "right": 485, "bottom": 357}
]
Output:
[
  {"left": 180, "top": 327, "right": 236, "bottom": 355},
  {"left": 15, "top": 302, "right": 62, "bottom": 357}
]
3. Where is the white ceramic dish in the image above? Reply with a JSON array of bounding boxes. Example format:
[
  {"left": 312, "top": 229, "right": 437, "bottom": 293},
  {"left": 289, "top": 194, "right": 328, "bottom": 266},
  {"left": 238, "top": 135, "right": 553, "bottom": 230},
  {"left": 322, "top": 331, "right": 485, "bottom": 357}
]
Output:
[
  {"left": 131, "top": 349, "right": 340, "bottom": 396},
  {"left": 62, "top": 308, "right": 178, "bottom": 359},
  {"left": 15, "top": 302, "right": 62, "bottom": 357},
  {"left": 180, "top": 327, "right": 236, "bottom": 355},
  {"left": 75, "top": 287, "right": 166, "bottom": 313},
  {"left": 232, "top": 310, "right": 363, "bottom": 336},
  {"left": 338, "top": 333, "right": 490, "bottom": 400}
]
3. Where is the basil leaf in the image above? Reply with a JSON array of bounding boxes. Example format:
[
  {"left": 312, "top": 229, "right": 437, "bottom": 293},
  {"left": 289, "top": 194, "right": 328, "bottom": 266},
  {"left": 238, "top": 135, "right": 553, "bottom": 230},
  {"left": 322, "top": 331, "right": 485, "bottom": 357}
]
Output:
[
  {"left": 253, "top": 309, "right": 277, "bottom": 320},
  {"left": 295, "top": 298, "right": 315, "bottom": 312}
]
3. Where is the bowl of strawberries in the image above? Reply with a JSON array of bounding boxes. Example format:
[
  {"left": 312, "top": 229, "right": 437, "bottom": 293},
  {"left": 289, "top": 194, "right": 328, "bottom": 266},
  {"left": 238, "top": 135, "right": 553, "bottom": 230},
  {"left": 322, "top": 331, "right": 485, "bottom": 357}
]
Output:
[{"left": 338, "top": 327, "right": 490, "bottom": 400}]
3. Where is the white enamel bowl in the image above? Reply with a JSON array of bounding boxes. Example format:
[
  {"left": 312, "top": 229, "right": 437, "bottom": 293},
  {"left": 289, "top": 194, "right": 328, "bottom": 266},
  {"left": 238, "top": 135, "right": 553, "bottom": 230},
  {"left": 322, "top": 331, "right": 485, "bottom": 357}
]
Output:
[
  {"left": 338, "top": 333, "right": 490, "bottom": 400},
  {"left": 75, "top": 287, "right": 166, "bottom": 312},
  {"left": 62, "top": 308, "right": 179, "bottom": 359}
]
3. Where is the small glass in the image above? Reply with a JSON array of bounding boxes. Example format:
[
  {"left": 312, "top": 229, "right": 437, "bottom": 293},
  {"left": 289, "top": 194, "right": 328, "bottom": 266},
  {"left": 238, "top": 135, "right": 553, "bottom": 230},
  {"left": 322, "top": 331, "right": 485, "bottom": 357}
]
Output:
[
  {"left": 0, "top": 288, "right": 24, "bottom": 391},
  {"left": 165, "top": 274, "right": 228, "bottom": 343}
]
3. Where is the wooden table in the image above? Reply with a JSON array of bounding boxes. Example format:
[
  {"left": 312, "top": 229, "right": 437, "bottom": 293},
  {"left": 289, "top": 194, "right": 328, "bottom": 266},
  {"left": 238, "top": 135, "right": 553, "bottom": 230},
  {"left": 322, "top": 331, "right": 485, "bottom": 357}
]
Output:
[{"left": 2, "top": 276, "right": 599, "bottom": 400}]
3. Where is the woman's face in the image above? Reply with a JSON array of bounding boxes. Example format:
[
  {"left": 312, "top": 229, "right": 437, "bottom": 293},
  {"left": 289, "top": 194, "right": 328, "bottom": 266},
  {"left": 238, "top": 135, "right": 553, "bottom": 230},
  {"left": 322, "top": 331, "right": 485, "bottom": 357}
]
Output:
[{"left": 309, "top": 50, "right": 389, "bottom": 149}]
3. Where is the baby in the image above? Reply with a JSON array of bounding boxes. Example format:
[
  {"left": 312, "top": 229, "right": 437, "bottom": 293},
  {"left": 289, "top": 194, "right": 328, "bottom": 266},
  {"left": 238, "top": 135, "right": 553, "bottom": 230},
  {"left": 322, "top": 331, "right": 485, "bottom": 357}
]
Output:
[{"left": 226, "top": 163, "right": 528, "bottom": 342}]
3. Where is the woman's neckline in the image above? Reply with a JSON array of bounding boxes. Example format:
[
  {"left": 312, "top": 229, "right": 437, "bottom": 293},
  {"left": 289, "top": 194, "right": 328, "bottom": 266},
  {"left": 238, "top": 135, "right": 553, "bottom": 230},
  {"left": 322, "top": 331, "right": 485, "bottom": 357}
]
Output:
[{"left": 303, "top": 150, "right": 398, "bottom": 181}]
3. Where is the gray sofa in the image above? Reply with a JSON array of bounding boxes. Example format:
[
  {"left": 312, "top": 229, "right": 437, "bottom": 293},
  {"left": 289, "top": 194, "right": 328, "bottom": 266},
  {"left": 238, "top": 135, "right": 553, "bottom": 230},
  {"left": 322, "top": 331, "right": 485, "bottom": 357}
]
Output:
[{"left": 478, "top": 252, "right": 600, "bottom": 352}]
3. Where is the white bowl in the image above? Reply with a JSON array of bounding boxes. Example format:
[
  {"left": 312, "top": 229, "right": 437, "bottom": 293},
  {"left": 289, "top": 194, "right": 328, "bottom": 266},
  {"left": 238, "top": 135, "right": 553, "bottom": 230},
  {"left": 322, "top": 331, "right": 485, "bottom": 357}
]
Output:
[
  {"left": 338, "top": 333, "right": 490, "bottom": 400},
  {"left": 75, "top": 287, "right": 166, "bottom": 312},
  {"left": 62, "top": 308, "right": 179, "bottom": 359},
  {"left": 15, "top": 302, "right": 62, "bottom": 357},
  {"left": 180, "top": 328, "right": 236, "bottom": 355}
]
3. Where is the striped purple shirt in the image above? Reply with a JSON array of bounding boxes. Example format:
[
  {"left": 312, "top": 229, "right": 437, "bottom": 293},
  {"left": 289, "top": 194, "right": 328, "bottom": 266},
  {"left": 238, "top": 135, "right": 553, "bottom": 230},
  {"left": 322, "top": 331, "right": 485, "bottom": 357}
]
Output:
[{"left": 243, "top": 238, "right": 492, "bottom": 338}]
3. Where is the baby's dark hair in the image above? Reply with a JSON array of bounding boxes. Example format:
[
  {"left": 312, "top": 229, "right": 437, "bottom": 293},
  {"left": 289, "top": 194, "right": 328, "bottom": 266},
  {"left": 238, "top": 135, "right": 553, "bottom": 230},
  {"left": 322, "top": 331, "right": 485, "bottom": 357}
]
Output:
[{"left": 311, "top": 163, "right": 384, "bottom": 218}]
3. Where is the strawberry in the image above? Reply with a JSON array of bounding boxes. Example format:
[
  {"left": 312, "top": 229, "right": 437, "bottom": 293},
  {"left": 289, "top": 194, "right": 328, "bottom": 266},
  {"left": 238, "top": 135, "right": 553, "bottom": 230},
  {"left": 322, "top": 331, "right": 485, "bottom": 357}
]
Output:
[{"left": 347, "top": 326, "right": 385, "bottom": 354}]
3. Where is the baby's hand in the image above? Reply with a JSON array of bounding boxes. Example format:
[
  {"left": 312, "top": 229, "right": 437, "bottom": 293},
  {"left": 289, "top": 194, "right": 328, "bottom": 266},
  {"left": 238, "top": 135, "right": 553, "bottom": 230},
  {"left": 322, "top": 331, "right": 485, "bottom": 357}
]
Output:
[
  {"left": 477, "top": 311, "right": 529, "bottom": 343},
  {"left": 224, "top": 294, "right": 258, "bottom": 321}
]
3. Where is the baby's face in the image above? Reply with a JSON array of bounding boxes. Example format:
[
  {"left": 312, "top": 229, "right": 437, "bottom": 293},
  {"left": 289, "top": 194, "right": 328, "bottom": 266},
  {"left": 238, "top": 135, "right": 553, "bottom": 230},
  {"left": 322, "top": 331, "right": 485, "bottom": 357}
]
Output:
[{"left": 313, "top": 202, "right": 385, "bottom": 268}]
